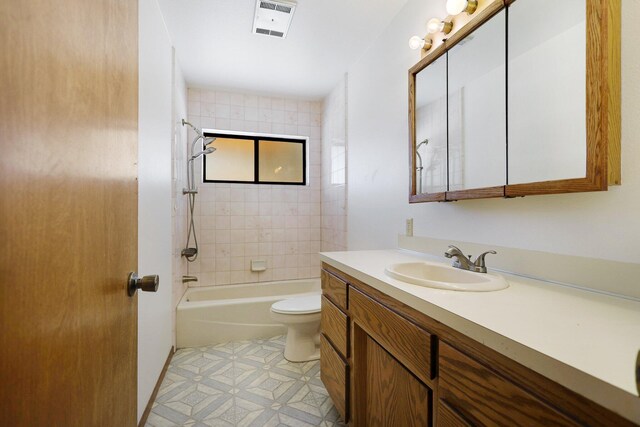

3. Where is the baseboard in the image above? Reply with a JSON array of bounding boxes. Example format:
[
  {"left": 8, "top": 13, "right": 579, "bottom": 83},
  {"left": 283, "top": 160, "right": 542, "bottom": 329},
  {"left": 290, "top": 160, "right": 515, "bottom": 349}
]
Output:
[{"left": 138, "top": 346, "right": 175, "bottom": 427}]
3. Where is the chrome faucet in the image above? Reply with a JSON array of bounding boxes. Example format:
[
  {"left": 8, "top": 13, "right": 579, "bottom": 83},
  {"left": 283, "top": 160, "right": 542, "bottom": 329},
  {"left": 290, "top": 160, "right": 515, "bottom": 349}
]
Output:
[{"left": 444, "top": 245, "right": 496, "bottom": 273}]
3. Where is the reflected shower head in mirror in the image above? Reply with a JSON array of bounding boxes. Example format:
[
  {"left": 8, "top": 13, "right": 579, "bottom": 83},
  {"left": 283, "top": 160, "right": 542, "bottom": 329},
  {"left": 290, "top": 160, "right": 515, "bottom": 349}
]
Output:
[
  {"left": 417, "top": 138, "right": 429, "bottom": 150},
  {"left": 203, "top": 136, "right": 216, "bottom": 146},
  {"left": 416, "top": 139, "right": 429, "bottom": 194},
  {"left": 416, "top": 138, "right": 429, "bottom": 169}
]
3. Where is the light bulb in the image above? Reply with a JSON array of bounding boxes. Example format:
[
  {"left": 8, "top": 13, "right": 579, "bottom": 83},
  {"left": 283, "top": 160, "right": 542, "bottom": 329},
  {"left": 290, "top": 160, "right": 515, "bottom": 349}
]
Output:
[
  {"left": 427, "top": 18, "right": 444, "bottom": 34},
  {"left": 446, "top": 0, "right": 477, "bottom": 16},
  {"left": 409, "top": 35, "right": 425, "bottom": 50},
  {"left": 408, "top": 36, "right": 432, "bottom": 51}
]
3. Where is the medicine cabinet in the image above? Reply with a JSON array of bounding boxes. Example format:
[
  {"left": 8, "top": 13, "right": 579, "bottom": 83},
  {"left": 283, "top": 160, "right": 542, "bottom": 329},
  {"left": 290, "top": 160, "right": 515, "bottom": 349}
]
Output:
[{"left": 408, "top": 0, "right": 620, "bottom": 203}]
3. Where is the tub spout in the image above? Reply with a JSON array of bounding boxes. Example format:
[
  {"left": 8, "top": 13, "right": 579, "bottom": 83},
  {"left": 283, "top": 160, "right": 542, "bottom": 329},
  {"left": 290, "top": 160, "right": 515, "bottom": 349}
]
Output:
[{"left": 182, "top": 275, "right": 198, "bottom": 284}]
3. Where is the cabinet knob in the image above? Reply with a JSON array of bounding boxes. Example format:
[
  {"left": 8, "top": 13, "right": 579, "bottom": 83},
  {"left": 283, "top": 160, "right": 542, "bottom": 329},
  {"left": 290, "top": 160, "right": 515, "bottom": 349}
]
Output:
[{"left": 127, "top": 272, "right": 159, "bottom": 296}]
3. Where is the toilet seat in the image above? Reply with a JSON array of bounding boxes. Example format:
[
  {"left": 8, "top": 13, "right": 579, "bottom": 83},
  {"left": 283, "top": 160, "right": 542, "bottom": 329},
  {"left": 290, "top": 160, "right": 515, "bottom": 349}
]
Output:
[{"left": 271, "top": 294, "right": 321, "bottom": 315}]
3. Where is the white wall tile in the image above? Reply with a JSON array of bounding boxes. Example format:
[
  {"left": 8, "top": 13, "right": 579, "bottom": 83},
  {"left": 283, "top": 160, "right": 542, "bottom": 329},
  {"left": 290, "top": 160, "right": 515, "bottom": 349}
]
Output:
[{"left": 184, "top": 88, "right": 323, "bottom": 286}]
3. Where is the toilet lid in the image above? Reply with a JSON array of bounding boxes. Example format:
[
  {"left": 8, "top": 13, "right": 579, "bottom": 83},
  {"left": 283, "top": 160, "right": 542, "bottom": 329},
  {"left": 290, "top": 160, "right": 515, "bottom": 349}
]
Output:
[{"left": 271, "top": 294, "right": 321, "bottom": 314}]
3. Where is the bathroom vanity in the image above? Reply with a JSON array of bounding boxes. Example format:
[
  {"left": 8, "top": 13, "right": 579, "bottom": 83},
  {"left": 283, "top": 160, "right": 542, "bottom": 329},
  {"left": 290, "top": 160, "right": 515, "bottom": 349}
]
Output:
[{"left": 319, "top": 250, "right": 640, "bottom": 426}]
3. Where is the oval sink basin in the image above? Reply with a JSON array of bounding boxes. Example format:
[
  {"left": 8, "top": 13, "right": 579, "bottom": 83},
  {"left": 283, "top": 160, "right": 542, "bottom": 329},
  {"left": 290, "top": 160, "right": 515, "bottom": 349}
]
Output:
[{"left": 384, "top": 262, "right": 508, "bottom": 292}]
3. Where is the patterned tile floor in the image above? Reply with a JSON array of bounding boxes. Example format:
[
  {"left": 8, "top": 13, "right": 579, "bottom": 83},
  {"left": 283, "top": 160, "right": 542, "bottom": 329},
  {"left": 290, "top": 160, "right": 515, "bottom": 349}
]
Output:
[{"left": 146, "top": 335, "right": 347, "bottom": 427}]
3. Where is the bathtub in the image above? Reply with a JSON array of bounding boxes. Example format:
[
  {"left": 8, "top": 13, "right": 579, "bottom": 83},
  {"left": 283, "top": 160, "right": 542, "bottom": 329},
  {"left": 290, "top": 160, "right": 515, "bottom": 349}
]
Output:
[{"left": 176, "top": 278, "right": 321, "bottom": 348}]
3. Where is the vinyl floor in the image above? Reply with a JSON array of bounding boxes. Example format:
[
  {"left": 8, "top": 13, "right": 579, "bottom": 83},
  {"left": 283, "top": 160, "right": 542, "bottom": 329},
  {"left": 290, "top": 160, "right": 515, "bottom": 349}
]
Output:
[{"left": 145, "top": 335, "right": 346, "bottom": 427}]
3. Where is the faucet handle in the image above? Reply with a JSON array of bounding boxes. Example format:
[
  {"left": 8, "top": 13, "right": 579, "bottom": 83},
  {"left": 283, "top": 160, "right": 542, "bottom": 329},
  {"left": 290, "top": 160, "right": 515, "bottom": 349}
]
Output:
[{"left": 474, "top": 250, "right": 497, "bottom": 269}]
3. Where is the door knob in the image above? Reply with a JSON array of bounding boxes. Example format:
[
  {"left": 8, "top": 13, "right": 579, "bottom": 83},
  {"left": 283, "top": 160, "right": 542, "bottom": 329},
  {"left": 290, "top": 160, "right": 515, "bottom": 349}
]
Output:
[{"left": 127, "top": 272, "right": 159, "bottom": 296}]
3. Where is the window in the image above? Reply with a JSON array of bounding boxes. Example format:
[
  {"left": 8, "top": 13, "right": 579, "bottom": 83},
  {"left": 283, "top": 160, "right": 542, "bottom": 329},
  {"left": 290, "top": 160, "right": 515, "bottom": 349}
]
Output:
[{"left": 203, "top": 132, "right": 307, "bottom": 185}]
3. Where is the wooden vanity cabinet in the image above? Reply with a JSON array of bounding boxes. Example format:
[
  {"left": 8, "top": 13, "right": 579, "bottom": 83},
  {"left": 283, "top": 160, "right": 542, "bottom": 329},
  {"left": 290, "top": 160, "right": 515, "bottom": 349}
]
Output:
[
  {"left": 320, "top": 269, "right": 350, "bottom": 422},
  {"left": 320, "top": 264, "right": 636, "bottom": 427},
  {"left": 350, "top": 286, "right": 433, "bottom": 426},
  {"left": 439, "top": 342, "right": 575, "bottom": 426}
]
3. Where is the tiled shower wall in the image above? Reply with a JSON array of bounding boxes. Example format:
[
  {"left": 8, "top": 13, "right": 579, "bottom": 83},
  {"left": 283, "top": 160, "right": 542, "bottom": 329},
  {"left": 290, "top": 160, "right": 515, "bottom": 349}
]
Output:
[
  {"left": 321, "top": 75, "right": 348, "bottom": 252},
  {"left": 184, "top": 88, "right": 323, "bottom": 286}
]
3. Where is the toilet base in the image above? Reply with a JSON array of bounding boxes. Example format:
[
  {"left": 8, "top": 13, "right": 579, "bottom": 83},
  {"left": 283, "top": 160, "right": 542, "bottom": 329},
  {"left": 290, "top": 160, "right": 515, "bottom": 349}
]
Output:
[{"left": 282, "top": 324, "right": 320, "bottom": 362}]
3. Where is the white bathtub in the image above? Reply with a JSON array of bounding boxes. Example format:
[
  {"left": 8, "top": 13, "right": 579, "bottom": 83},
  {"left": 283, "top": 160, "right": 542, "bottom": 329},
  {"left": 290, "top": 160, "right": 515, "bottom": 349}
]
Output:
[{"left": 176, "top": 278, "right": 321, "bottom": 348}]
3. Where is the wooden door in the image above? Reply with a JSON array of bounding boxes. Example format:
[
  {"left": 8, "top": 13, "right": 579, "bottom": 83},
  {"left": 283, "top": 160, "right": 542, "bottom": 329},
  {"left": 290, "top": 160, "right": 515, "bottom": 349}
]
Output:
[{"left": 0, "top": 0, "right": 139, "bottom": 425}]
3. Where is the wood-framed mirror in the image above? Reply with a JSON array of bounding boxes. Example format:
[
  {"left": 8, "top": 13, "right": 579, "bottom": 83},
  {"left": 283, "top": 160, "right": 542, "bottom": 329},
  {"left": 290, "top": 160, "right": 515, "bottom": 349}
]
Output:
[{"left": 408, "top": 0, "right": 620, "bottom": 203}]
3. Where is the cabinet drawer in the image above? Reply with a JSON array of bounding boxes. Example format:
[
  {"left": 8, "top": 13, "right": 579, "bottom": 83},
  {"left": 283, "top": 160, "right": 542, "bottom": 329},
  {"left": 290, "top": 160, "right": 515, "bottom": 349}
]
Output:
[
  {"left": 350, "top": 287, "right": 433, "bottom": 385},
  {"left": 321, "top": 296, "right": 348, "bottom": 358},
  {"left": 320, "top": 334, "right": 348, "bottom": 422},
  {"left": 439, "top": 342, "right": 576, "bottom": 426},
  {"left": 321, "top": 269, "right": 348, "bottom": 310}
]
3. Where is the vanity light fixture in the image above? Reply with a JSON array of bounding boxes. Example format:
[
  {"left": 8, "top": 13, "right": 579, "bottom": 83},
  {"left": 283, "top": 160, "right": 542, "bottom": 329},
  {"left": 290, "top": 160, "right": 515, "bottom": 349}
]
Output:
[
  {"left": 427, "top": 17, "right": 453, "bottom": 35},
  {"left": 408, "top": 35, "right": 433, "bottom": 51},
  {"left": 446, "top": 0, "right": 478, "bottom": 16}
]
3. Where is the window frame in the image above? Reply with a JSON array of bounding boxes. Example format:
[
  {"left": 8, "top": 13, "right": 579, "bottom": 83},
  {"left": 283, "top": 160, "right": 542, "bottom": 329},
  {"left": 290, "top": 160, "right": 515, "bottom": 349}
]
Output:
[{"left": 202, "top": 130, "right": 308, "bottom": 186}]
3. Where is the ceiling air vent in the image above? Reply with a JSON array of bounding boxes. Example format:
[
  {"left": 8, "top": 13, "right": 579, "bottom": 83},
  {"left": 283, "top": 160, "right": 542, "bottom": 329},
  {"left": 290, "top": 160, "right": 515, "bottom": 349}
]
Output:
[{"left": 253, "top": 0, "right": 297, "bottom": 39}]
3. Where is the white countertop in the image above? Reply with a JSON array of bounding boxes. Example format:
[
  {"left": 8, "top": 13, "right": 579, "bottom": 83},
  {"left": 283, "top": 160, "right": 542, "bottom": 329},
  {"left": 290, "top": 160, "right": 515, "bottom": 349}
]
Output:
[{"left": 320, "top": 249, "right": 640, "bottom": 424}]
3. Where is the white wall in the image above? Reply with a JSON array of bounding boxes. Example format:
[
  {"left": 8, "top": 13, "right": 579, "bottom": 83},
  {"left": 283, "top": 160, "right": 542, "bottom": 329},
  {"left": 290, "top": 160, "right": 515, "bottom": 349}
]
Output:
[
  {"left": 172, "top": 50, "right": 189, "bottom": 340},
  {"left": 347, "top": 0, "right": 640, "bottom": 264},
  {"left": 321, "top": 75, "right": 348, "bottom": 251},
  {"left": 138, "top": 0, "right": 182, "bottom": 420}
]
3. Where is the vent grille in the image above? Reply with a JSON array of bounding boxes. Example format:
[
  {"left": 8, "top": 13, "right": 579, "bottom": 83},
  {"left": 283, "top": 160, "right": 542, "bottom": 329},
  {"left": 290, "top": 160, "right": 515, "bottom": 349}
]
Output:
[
  {"left": 255, "top": 28, "right": 284, "bottom": 38},
  {"left": 275, "top": 5, "right": 291, "bottom": 13},
  {"left": 253, "top": 0, "right": 296, "bottom": 39},
  {"left": 259, "top": 1, "right": 276, "bottom": 10}
]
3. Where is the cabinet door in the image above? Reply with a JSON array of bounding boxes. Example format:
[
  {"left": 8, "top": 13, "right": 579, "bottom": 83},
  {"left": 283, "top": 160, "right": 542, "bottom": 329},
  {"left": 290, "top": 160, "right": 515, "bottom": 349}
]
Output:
[
  {"left": 352, "top": 324, "right": 430, "bottom": 426},
  {"left": 447, "top": 9, "right": 506, "bottom": 195},
  {"left": 414, "top": 54, "right": 448, "bottom": 197},
  {"left": 320, "top": 335, "right": 348, "bottom": 422},
  {"left": 508, "top": 0, "right": 587, "bottom": 185}
]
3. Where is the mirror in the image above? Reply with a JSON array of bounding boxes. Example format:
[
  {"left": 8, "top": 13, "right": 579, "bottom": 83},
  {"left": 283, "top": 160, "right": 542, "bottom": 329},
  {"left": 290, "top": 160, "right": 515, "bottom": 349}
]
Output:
[
  {"left": 408, "top": 0, "right": 618, "bottom": 203},
  {"left": 414, "top": 55, "right": 448, "bottom": 195},
  {"left": 508, "top": 0, "right": 586, "bottom": 185},
  {"left": 448, "top": 10, "right": 506, "bottom": 192}
]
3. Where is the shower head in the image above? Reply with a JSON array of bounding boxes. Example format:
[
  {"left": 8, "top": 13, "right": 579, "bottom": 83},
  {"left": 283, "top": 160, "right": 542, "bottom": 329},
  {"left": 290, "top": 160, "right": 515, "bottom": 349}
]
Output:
[
  {"left": 190, "top": 147, "right": 215, "bottom": 161},
  {"left": 416, "top": 138, "right": 429, "bottom": 150},
  {"left": 203, "top": 136, "right": 216, "bottom": 146}
]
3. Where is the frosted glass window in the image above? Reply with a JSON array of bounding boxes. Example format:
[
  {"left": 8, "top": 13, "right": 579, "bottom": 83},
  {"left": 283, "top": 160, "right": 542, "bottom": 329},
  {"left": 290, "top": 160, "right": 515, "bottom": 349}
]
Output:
[
  {"left": 204, "top": 137, "right": 254, "bottom": 182},
  {"left": 258, "top": 140, "right": 304, "bottom": 184},
  {"left": 203, "top": 132, "right": 307, "bottom": 185}
]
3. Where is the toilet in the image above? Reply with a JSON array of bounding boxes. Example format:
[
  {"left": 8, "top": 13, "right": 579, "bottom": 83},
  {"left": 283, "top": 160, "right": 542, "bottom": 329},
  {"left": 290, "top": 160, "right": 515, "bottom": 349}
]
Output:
[{"left": 270, "top": 294, "right": 322, "bottom": 362}]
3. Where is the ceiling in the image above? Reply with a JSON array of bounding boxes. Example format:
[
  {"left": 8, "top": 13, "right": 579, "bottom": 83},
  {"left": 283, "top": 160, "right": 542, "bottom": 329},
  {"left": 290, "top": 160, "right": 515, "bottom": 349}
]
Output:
[{"left": 157, "top": 0, "right": 409, "bottom": 99}]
